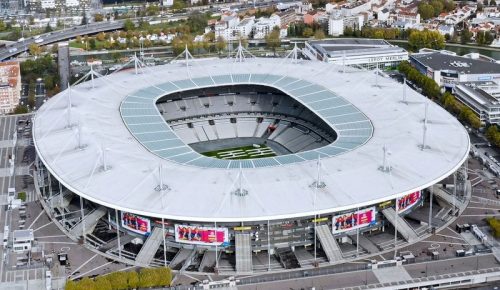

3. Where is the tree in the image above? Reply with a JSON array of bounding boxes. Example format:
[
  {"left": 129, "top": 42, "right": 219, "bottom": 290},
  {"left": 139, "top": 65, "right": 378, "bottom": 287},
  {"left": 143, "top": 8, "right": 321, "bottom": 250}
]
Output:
[
  {"left": 65, "top": 280, "right": 78, "bottom": 290},
  {"left": 50, "top": 43, "right": 58, "bottom": 54},
  {"left": 27, "top": 80, "right": 35, "bottom": 108},
  {"left": 215, "top": 36, "right": 226, "bottom": 54},
  {"left": 460, "top": 29, "right": 472, "bottom": 44},
  {"left": 123, "top": 19, "right": 135, "bottom": 32},
  {"left": 313, "top": 29, "right": 325, "bottom": 39},
  {"left": 172, "top": 0, "right": 186, "bottom": 11},
  {"left": 96, "top": 32, "right": 106, "bottom": 42},
  {"left": 13, "top": 105, "right": 28, "bottom": 114},
  {"left": 127, "top": 271, "right": 139, "bottom": 289},
  {"left": 81, "top": 12, "right": 88, "bottom": 25},
  {"left": 88, "top": 38, "right": 96, "bottom": 50},
  {"left": 204, "top": 31, "right": 215, "bottom": 43},
  {"left": 94, "top": 277, "right": 112, "bottom": 290},
  {"left": 76, "top": 277, "right": 96, "bottom": 290},
  {"left": 28, "top": 43, "right": 42, "bottom": 56},
  {"left": 343, "top": 26, "right": 354, "bottom": 36},
  {"left": 106, "top": 272, "right": 128, "bottom": 290},
  {"left": 187, "top": 11, "right": 210, "bottom": 35},
  {"left": 44, "top": 23, "right": 53, "bottom": 33},
  {"left": 302, "top": 27, "right": 313, "bottom": 37},
  {"left": 138, "top": 268, "right": 159, "bottom": 288},
  {"left": 430, "top": 0, "right": 444, "bottom": 16},
  {"left": 408, "top": 30, "right": 445, "bottom": 51},
  {"left": 94, "top": 13, "right": 104, "bottom": 22},
  {"left": 146, "top": 4, "right": 160, "bottom": 16},
  {"left": 155, "top": 267, "right": 172, "bottom": 286},
  {"left": 418, "top": 3, "right": 435, "bottom": 20},
  {"left": 265, "top": 27, "right": 281, "bottom": 55}
]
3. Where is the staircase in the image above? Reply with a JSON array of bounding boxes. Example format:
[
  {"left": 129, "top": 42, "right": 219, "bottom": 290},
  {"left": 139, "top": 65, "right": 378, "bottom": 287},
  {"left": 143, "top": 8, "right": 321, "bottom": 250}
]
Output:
[
  {"left": 382, "top": 207, "right": 419, "bottom": 243},
  {"left": 235, "top": 233, "right": 253, "bottom": 273},
  {"left": 316, "top": 225, "right": 343, "bottom": 264},
  {"left": 135, "top": 227, "right": 164, "bottom": 266}
]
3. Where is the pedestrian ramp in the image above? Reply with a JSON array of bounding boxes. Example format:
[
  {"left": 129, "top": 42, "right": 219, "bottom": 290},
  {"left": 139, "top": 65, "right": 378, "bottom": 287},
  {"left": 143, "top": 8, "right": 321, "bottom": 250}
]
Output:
[
  {"left": 382, "top": 207, "right": 419, "bottom": 243},
  {"left": 69, "top": 207, "right": 106, "bottom": 237},
  {"left": 136, "top": 227, "right": 164, "bottom": 266},
  {"left": 235, "top": 233, "right": 253, "bottom": 273},
  {"left": 348, "top": 233, "right": 379, "bottom": 254},
  {"left": 170, "top": 248, "right": 194, "bottom": 269},
  {"left": 316, "top": 224, "right": 343, "bottom": 263},
  {"left": 434, "top": 186, "right": 455, "bottom": 206}
]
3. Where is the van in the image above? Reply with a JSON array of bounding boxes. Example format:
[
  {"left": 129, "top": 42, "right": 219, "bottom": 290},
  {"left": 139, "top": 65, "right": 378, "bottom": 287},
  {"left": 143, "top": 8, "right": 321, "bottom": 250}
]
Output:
[{"left": 3, "top": 225, "right": 9, "bottom": 247}]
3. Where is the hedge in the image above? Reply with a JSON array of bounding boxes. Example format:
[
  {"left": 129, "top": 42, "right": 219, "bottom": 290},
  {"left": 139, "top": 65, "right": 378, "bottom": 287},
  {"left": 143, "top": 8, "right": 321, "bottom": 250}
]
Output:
[
  {"left": 65, "top": 267, "right": 173, "bottom": 290},
  {"left": 487, "top": 217, "right": 500, "bottom": 238}
]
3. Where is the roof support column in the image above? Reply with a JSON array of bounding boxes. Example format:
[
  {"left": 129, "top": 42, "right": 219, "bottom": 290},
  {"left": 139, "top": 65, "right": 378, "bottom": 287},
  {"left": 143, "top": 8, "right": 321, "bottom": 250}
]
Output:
[
  {"left": 393, "top": 199, "right": 398, "bottom": 260},
  {"left": 59, "top": 181, "right": 65, "bottom": 225},
  {"left": 429, "top": 186, "right": 434, "bottom": 233},
  {"left": 356, "top": 207, "right": 360, "bottom": 257},
  {"left": 115, "top": 209, "right": 121, "bottom": 259},
  {"left": 79, "top": 196, "right": 86, "bottom": 243},
  {"left": 215, "top": 221, "right": 218, "bottom": 270},
  {"left": 162, "top": 217, "right": 167, "bottom": 267},
  {"left": 267, "top": 219, "right": 271, "bottom": 272},
  {"left": 48, "top": 171, "right": 53, "bottom": 209}
]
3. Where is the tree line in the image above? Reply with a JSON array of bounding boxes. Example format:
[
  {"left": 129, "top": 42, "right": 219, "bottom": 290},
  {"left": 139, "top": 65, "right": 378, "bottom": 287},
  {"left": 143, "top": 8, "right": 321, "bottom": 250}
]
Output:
[
  {"left": 485, "top": 126, "right": 500, "bottom": 148},
  {"left": 398, "top": 61, "right": 481, "bottom": 129},
  {"left": 65, "top": 267, "right": 173, "bottom": 290}
]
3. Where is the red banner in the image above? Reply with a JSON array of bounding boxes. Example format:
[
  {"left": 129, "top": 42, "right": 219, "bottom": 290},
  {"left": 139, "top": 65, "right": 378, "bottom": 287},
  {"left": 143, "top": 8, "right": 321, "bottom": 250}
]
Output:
[
  {"left": 332, "top": 207, "right": 377, "bottom": 234},
  {"left": 121, "top": 212, "right": 151, "bottom": 235},
  {"left": 397, "top": 191, "right": 421, "bottom": 213},
  {"left": 175, "top": 225, "right": 229, "bottom": 246}
]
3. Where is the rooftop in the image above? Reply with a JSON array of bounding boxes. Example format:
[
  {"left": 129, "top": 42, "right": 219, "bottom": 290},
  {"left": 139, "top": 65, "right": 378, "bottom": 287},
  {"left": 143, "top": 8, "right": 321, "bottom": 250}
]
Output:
[
  {"left": 33, "top": 58, "right": 469, "bottom": 222},
  {"left": 307, "top": 39, "right": 407, "bottom": 58},
  {"left": 13, "top": 229, "right": 34, "bottom": 242},
  {"left": 411, "top": 52, "right": 500, "bottom": 75},
  {"left": 455, "top": 81, "right": 500, "bottom": 107}
]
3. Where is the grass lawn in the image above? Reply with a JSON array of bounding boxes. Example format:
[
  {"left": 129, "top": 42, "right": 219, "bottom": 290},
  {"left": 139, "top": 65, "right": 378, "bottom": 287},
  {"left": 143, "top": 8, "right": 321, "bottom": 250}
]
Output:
[{"left": 202, "top": 144, "right": 276, "bottom": 160}]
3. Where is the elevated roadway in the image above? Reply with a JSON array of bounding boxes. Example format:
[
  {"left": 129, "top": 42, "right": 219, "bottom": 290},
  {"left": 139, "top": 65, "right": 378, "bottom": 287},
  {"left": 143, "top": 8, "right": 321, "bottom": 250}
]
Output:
[{"left": 0, "top": 16, "right": 187, "bottom": 61}]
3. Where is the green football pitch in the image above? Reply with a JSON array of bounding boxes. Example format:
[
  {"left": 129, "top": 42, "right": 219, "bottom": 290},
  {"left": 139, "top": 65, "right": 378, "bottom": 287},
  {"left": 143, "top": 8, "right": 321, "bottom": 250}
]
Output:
[{"left": 201, "top": 144, "right": 276, "bottom": 160}]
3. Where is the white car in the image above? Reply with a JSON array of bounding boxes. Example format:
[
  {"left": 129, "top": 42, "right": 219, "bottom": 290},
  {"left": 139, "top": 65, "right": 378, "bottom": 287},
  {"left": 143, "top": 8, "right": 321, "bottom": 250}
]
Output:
[
  {"left": 34, "top": 38, "right": 43, "bottom": 44},
  {"left": 8, "top": 47, "right": 17, "bottom": 53},
  {"left": 17, "top": 37, "right": 24, "bottom": 42}
]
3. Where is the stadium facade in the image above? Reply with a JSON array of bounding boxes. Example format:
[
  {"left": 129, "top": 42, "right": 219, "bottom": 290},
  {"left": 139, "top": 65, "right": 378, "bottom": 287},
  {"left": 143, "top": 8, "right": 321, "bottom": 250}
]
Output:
[{"left": 33, "top": 57, "right": 470, "bottom": 273}]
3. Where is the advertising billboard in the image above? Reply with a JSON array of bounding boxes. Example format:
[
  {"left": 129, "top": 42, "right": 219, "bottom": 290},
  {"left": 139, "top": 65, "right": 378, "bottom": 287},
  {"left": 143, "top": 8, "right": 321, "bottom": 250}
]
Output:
[
  {"left": 175, "top": 225, "right": 229, "bottom": 246},
  {"left": 121, "top": 212, "right": 151, "bottom": 235},
  {"left": 332, "top": 207, "right": 377, "bottom": 234},
  {"left": 397, "top": 191, "right": 421, "bottom": 213}
]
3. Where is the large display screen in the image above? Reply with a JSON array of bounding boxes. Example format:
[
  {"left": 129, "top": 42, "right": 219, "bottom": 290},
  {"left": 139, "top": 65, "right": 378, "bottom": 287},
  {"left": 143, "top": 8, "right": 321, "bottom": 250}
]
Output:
[
  {"left": 397, "top": 191, "right": 421, "bottom": 213},
  {"left": 332, "top": 207, "right": 377, "bottom": 234},
  {"left": 175, "top": 225, "right": 229, "bottom": 246},
  {"left": 121, "top": 212, "right": 151, "bottom": 235}
]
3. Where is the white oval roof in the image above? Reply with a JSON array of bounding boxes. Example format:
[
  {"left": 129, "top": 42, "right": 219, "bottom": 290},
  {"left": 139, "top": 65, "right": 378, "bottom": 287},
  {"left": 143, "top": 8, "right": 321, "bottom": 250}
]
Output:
[{"left": 33, "top": 58, "right": 470, "bottom": 222}]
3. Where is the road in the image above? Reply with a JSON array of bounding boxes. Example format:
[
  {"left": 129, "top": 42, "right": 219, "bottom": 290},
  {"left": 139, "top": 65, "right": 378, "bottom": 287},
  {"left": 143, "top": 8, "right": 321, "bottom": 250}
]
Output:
[
  {"left": 0, "top": 16, "right": 189, "bottom": 61},
  {"left": 0, "top": 0, "right": 305, "bottom": 62}
]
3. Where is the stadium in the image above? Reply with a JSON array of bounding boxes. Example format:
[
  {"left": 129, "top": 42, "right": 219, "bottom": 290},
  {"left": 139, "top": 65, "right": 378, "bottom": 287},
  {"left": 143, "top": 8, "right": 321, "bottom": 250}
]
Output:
[{"left": 32, "top": 54, "right": 470, "bottom": 274}]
